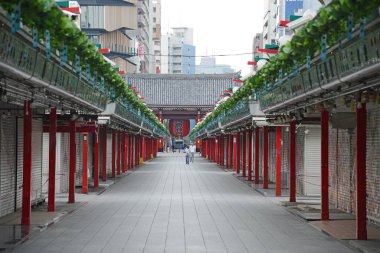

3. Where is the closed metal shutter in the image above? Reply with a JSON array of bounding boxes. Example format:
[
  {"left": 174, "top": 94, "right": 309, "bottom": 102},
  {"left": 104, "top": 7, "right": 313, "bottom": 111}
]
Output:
[
  {"left": 0, "top": 116, "right": 17, "bottom": 216},
  {"left": 304, "top": 127, "right": 321, "bottom": 196},
  {"left": 59, "top": 133, "right": 70, "bottom": 193},
  {"left": 31, "top": 119, "right": 43, "bottom": 202},
  {"left": 17, "top": 118, "right": 43, "bottom": 207},
  {"left": 42, "top": 133, "right": 49, "bottom": 195}
]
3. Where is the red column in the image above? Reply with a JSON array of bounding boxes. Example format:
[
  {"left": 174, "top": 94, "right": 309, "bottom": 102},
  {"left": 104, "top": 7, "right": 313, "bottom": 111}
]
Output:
[
  {"left": 229, "top": 135, "right": 233, "bottom": 169},
  {"left": 263, "top": 126, "right": 269, "bottom": 189},
  {"left": 321, "top": 110, "right": 329, "bottom": 220},
  {"left": 275, "top": 127, "right": 282, "bottom": 197},
  {"left": 68, "top": 120, "right": 76, "bottom": 203},
  {"left": 135, "top": 136, "right": 140, "bottom": 166},
  {"left": 236, "top": 133, "right": 241, "bottom": 174},
  {"left": 206, "top": 139, "right": 209, "bottom": 159},
  {"left": 112, "top": 130, "right": 116, "bottom": 178},
  {"left": 356, "top": 103, "right": 367, "bottom": 240},
  {"left": 94, "top": 130, "right": 99, "bottom": 189},
  {"left": 117, "top": 131, "right": 121, "bottom": 175},
  {"left": 255, "top": 128, "right": 260, "bottom": 185},
  {"left": 248, "top": 129, "right": 253, "bottom": 181},
  {"left": 233, "top": 134, "right": 237, "bottom": 172},
  {"left": 129, "top": 135, "right": 133, "bottom": 169},
  {"left": 220, "top": 135, "right": 224, "bottom": 166},
  {"left": 124, "top": 134, "right": 128, "bottom": 171},
  {"left": 48, "top": 107, "right": 57, "bottom": 212},
  {"left": 82, "top": 133, "right": 88, "bottom": 194},
  {"left": 215, "top": 138, "right": 219, "bottom": 164},
  {"left": 289, "top": 121, "right": 296, "bottom": 202},
  {"left": 242, "top": 131, "right": 246, "bottom": 177},
  {"left": 21, "top": 101, "right": 32, "bottom": 225},
  {"left": 121, "top": 132, "right": 125, "bottom": 173},
  {"left": 225, "top": 136, "right": 229, "bottom": 168},
  {"left": 102, "top": 126, "right": 107, "bottom": 182}
]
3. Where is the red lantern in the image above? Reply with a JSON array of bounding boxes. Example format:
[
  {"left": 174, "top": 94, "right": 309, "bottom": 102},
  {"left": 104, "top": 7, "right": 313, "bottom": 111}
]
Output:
[{"left": 169, "top": 120, "right": 190, "bottom": 137}]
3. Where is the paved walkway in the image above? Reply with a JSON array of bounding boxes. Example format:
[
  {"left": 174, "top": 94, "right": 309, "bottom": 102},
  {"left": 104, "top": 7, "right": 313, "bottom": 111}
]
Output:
[{"left": 14, "top": 153, "right": 354, "bottom": 253}]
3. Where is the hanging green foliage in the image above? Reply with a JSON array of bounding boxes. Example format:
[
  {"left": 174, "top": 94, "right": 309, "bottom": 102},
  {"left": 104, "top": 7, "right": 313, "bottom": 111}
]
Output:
[
  {"left": 0, "top": 0, "right": 168, "bottom": 135},
  {"left": 191, "top": 0, "right": 380, "bottom": 137}
]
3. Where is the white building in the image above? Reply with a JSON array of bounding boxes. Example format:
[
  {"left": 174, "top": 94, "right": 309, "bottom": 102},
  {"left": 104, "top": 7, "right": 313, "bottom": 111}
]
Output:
[
  {"left": 153, "top": 0, "right": 162, "bottom": 73},
  {"left": 196, "top": 57, "right": 234, "bottom": 74},
  {"left": 160, "top": 27, "right": 196, "bottom": 74}
]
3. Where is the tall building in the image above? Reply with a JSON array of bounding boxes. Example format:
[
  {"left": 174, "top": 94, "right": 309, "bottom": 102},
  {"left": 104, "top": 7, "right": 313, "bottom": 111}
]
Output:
[
  {"left": 261, "top": 0, "right": 322, "bottom": 51},
  {"left": 78, "top": 0, "right": 138, "bottom": 73},
  {"left": 160, "top": 27, "right": 196, "bottom": 74},
  {"left": 252, "top": 33, "right": 263, "bottom": 72},
  {"left": 137, "top": 0, "right": 154, "bottom": 73},
  {"left": 196, "top": 57, "right": 234, "bottom": 74},
  {"left": 153, "top": 0, "right": 162, "bottom": 73}
]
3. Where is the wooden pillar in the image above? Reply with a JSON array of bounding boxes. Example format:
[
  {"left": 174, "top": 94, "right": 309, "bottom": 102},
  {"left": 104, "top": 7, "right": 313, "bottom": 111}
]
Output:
[
  {"left": 321, "top": 110, "right": 329, "bottom": 220},
  {"left": 68, "top": 120, "right": 76, "bottom": 203},
  {"left": 94, "top": 130, "right": 99, "bottom": 189},
  {"left": 356, "top": 103, "right": 367, "bottom": 240},
  {"left": 242, "top": 131, "right": 246, "bottom": 177}
]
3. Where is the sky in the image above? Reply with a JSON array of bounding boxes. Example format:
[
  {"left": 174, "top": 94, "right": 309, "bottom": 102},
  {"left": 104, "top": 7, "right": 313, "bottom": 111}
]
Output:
[{"left": 161, "top": 0, "right": 265, "bottom": 76}]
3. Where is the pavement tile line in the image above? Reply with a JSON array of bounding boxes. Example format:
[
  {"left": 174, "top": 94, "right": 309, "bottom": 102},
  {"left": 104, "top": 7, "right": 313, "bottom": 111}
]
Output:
[{"left": 11, "top": 153, "right": 357, "bottom": 253}]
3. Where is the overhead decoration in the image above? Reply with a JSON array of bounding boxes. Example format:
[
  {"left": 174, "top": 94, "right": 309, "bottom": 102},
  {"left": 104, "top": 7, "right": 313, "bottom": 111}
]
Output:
[
  {"left": 0, "top": 0, "right": 169, "bottom": 136},
  {"left": 190, "top": 0, "right": 380, "bottom": 138},
  {"left": 169, "top": 120, "right": 190, "bottom": 138}
]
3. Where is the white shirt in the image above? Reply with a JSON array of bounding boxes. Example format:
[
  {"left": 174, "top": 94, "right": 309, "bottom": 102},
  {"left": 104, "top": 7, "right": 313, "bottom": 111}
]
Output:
[
  {"left": 185, "top": 148, "right": 190, "bottom": 154},
  {"left": 189, "top": 145, "right": 196, "bottom": 153}
]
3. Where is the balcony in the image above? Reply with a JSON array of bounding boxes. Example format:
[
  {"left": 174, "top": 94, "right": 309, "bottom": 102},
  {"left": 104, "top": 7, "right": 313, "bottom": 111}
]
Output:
[
  {"left": 259, "top": 19, "right": 380, "bottom": 113},
  {"left": 103, "top": 43, "right": 137, "bottom": 59},
  {"left": 0, "top": 27, "right": 108, "bottom": 111}
]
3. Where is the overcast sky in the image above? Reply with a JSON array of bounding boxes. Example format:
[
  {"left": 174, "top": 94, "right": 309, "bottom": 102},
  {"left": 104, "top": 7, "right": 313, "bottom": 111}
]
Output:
[{"left": 161, "top": 0, "right": 265, "bottom": 76}]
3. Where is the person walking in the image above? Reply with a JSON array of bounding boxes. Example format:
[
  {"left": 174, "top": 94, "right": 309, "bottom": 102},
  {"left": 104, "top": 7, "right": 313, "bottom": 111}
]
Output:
[
  {"left": 185, "top": 146, "right": 190, "bottom": 165},
  {"left": 189, "top": 143, "right": 196, "bottom": 163}
]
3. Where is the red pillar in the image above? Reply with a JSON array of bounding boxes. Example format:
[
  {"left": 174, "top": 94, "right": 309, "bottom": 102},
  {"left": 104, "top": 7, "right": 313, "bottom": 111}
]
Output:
[
  {"left": 263, "top": 126, "right": 269, "bottom": 189},
  {"left": 321, "top": 110, "right": 329, "bottom": 220},
  {"left": 255, "top": 128, "right": 260, "bottom": 185},
  {"left": 94, "top": 130, "right": 99, "bottom": 189},
  {"left": 248, "top": 129, "right": 253, "bottom": 181},
  {"left": 289, "top": 121, "right": 296, "bottom": 202},
  {"left": 68, "top": 120, "right": 76, "bottom": 203},
  {"left": 220, "top": 135, "right": 224, "bottom": 166},
  {"left": 229, "top": 135, "right": 233, "bottom": 169},
  {"left": 206, "top": 139, "right": 209, "bottom": 159},
  {"left": 117, "top": 131, "right": 121, "bottom": 175},
  {"left": 21, "top": 101, "right": 32, "bottom": 225},
  {"left": 215, "top": 138, "right": 219, "bottom": 164},
  {"left": 242, "top": 131, "right": 246, "bottom": 177},
  {"left": 102, "top": 126, "right": 107, "bottom": 182},
  {"left": 112, "top": 130, "right": 116, "bottom": 178},
  {"left": 236, "top": 133, "right": 241, "bottom": 174},
  {"left": 82, "top": 133, "right": 88, "bottom": 194},
  {"left": 121, "top": 132, "right": 125, "bottom": 173},
  {"left": 275, "top": 127, "right": 282, "bottom": 197},
  {"left": 233, "top": 134, "right": 237, "bottom": 172},
  {"left": 225, "top": 136, "right": 229, "bottom": 168},
  {"left": 124, "top": 134, "right": 128, "bottom": 171},
  {"left": 129, "top": 135, "right": 133, "bottom": 169},
  {"left": 48, "top": 107, "right": 57, "bottom": 212},
  {"left": 356, "top": 103, "right": 367, "bottom": 240},
  {"left": 136, "top": 136, "right": 140, "bottom": 166}
]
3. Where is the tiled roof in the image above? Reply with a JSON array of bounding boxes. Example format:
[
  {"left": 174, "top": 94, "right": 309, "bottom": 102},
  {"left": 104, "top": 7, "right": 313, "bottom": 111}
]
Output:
[{"left": 126, "top": 73, "right": 240, "bottom": 107}]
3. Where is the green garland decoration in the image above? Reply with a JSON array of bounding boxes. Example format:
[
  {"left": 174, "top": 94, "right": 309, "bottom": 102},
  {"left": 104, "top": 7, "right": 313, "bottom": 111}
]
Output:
[
  {"left": 0, "top": 0, "right": 169, "bottom": 135},
  {"left": 190, "top": 0, "right": 380, "bottom": 137}
]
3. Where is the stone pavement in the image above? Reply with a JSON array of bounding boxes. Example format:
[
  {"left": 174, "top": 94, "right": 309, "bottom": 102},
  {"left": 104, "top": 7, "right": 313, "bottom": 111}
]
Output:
[{"left": 13, "top": 153, "right": 355, "bottom": 253}]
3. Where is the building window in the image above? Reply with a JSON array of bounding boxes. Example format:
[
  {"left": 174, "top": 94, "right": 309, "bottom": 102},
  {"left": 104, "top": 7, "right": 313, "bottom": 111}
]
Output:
[
  {"left": 153, "top": 17, "right": 156, "bottom": 23},
  {"left": 153, "top": 27, "right": 156, "bottom": 32},
  {"left": 153, "top": 7, "right": 156, "bottom": 12}
]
